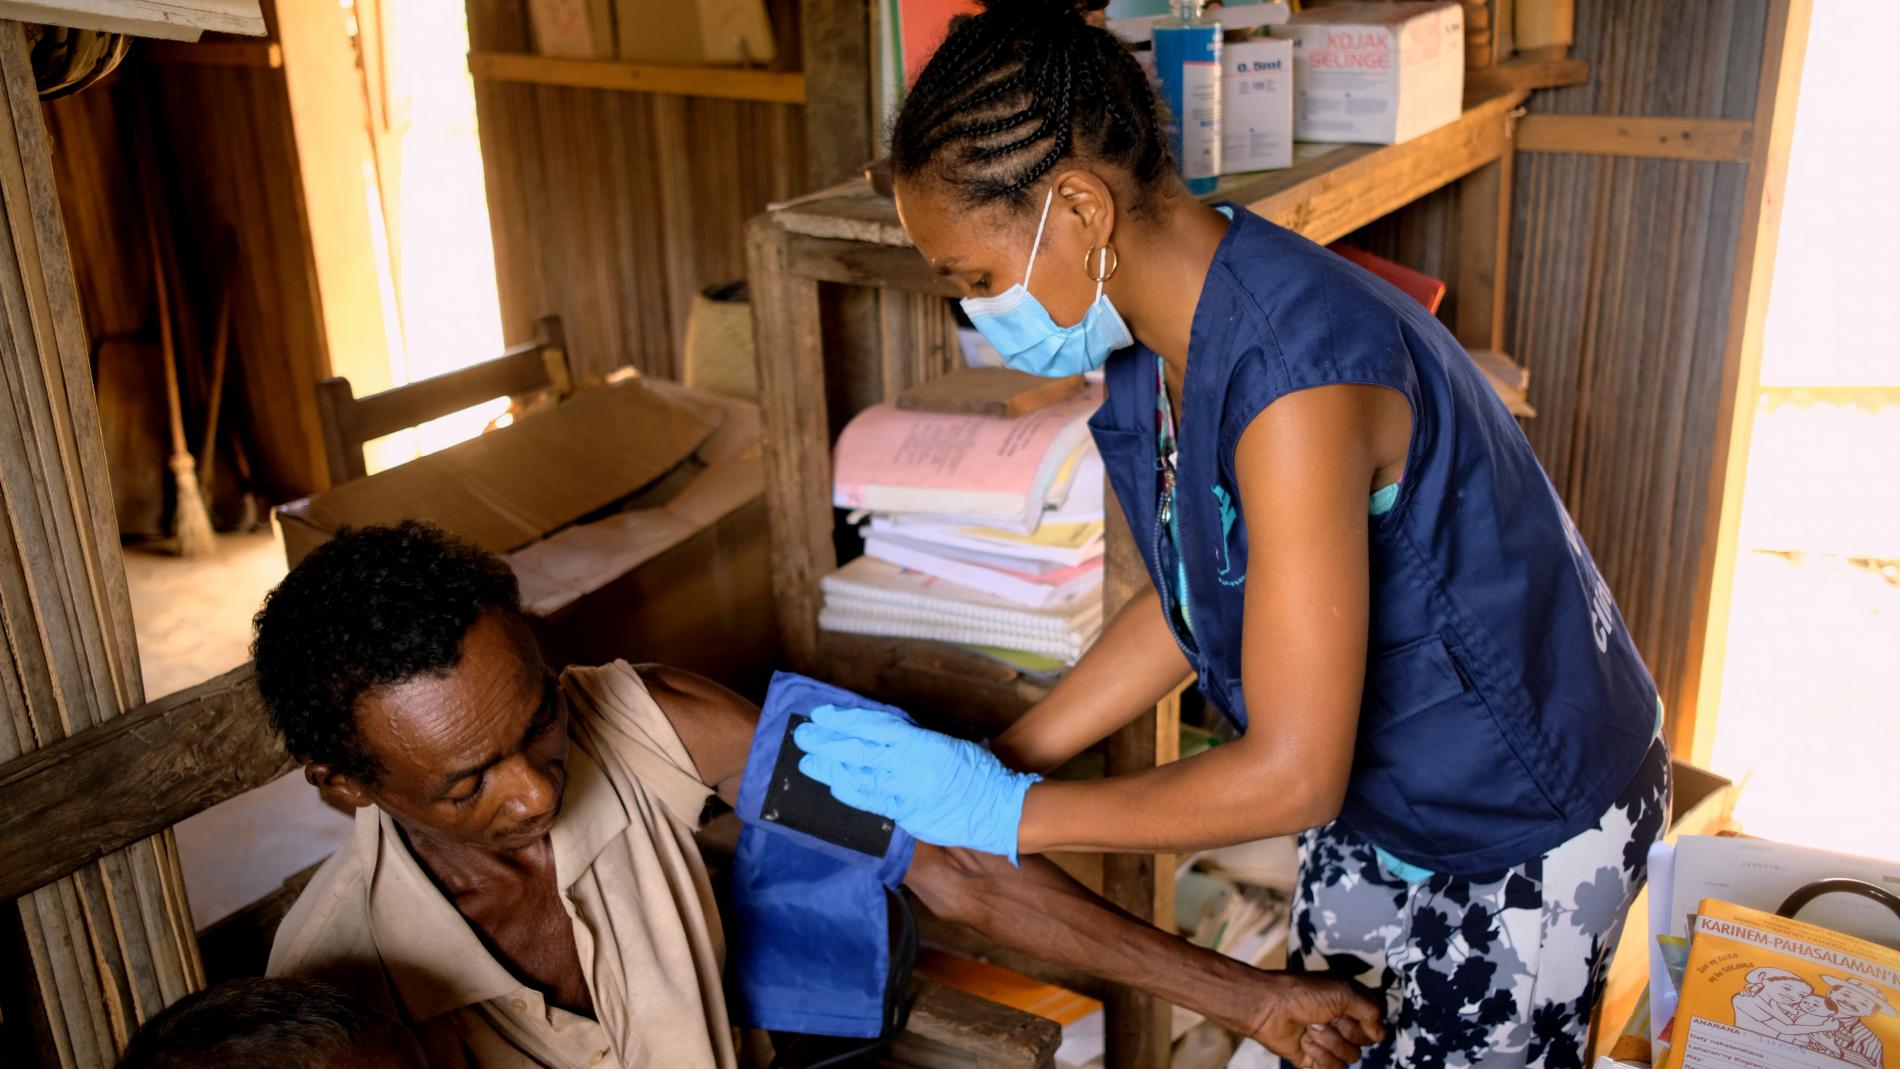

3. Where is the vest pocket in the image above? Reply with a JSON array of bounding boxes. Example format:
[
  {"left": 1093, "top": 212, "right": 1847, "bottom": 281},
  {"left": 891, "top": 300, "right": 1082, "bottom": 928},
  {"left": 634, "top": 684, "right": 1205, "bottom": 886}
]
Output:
[
  {"left": 1359, "top": 635, "right": 1563, "bottom": 847},
  {"left": 1365, "top": 635, "right": 1467, "bottom": 726}
]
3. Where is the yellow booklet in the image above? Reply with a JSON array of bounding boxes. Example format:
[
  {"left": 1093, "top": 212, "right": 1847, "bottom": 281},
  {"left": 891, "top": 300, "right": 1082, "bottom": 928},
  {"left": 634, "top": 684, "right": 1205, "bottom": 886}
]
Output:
[{"left": 1664, "top": 898, "right": 1900, "bottom": 1069}]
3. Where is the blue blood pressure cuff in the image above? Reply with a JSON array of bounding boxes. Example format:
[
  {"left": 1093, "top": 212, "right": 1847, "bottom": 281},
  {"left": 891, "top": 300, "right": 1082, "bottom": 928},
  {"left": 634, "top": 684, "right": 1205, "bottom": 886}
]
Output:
[{"left": 732, "top": 672, "right": 917, "bottom": 1040}]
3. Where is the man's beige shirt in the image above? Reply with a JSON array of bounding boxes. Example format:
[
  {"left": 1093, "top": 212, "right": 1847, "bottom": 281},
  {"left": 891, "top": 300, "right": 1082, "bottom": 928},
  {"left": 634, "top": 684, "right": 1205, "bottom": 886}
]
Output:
[{"left": 267, "top": 661, "right": 736, "bottom": 1069}]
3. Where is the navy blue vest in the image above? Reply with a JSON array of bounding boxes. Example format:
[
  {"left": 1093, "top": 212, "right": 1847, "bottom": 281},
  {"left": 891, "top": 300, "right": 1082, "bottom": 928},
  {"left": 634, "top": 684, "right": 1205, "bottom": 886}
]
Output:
[{"left": 1089, "top": 206, "right": 1659, "bottom": 875}]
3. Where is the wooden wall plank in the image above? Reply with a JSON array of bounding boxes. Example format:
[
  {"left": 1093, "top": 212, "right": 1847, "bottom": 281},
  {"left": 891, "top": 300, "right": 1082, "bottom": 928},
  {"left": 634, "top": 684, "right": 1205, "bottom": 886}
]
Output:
[
  {"left": 47, "top": 22, "right": 338, "bottom": 503},
  {"left": 0, "top": 21, "right": 199, "bottom": 1064},
  {"left": 142, "top": 55, "right": 331, "bottom": 500},
  {"left": 1683, "top": 0, "right": 1811, "bottom": 763},
  {"left": 469, "top": 52, "right": 806, "bottom": 104},
  {"left": 466, "top": 1, "right": 807, "bottom": 382},
  {"left": 1516, "top": 114, "right": 1753, "bottom": 162}
]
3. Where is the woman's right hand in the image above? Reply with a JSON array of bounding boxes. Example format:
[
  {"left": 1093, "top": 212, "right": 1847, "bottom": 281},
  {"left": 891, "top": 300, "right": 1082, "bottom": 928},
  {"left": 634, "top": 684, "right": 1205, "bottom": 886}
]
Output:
[{"left": 991, "top": 586, "right": 1194, "bottom": 772}]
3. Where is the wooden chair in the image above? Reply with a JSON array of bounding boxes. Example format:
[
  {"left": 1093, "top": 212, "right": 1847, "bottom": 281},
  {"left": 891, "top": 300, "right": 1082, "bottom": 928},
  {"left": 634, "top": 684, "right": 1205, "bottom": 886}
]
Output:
[
  {"left": 0, "top": 664, "right": 1060, "bottom": 1068},
  {"left": 315, "top": 315, "right": 573, "bottom": 486}
]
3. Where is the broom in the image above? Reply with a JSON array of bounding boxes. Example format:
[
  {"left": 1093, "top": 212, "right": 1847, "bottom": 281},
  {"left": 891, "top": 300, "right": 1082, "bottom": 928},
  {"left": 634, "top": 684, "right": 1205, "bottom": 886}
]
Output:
[{"left": 145, "top": 208, "right": 214, "bottom": 558}]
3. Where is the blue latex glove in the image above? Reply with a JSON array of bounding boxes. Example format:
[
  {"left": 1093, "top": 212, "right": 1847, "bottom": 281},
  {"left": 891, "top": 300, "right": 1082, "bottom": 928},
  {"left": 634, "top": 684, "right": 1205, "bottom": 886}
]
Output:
[{"left": 793, "top": 705, "right": 1040, "bottom": 864}]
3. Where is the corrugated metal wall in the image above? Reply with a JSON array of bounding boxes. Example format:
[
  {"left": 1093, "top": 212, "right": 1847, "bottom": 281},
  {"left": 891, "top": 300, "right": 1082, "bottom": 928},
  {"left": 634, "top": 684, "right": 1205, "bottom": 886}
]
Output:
[
  {"left": 1508, "top": 1, "right": 1767, "bottom": 727},
  {"left": 1350, "top": 2, "right": 1774, "bottom": 732}
]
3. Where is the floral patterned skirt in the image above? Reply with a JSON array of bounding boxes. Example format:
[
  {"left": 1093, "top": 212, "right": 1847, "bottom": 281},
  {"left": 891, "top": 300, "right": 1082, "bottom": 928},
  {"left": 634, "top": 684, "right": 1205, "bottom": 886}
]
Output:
[{"left": 1288, "top": 738, "right": 1671, "bottom": 1068}]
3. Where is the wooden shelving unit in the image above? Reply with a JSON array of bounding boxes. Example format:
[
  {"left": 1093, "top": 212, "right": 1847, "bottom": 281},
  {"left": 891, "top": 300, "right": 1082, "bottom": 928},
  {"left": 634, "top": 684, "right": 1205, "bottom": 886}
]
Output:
[
  {"left": 746, "top": 88, "right": 1531, "bottom": 1069},
  {"left": 467, "top": 51, "right": 805, "bottom": 105}
]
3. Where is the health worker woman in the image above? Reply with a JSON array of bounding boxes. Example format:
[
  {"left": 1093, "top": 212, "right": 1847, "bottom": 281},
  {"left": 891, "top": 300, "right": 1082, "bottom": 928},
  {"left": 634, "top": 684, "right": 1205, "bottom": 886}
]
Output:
[{"left": 795, "top": 2, "right": 1671, "bottom": 1065}]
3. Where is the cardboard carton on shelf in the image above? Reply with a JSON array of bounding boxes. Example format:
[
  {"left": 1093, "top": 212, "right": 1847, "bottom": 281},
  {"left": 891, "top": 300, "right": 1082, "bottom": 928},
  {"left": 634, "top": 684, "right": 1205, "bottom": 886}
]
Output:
[
  {"left": 1276, "top": 0, "right": 1465, "bottom": 145},
  {"left": 1221, "top": 35, "right": 1295, "bottom": 174},
  {"left": 276, "top": 377, "right": 777, "bottom": 695}
]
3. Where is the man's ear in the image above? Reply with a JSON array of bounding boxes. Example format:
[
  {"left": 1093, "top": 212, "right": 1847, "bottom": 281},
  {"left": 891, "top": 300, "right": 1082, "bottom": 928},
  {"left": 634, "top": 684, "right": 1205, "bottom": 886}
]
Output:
[{"left": 306, "top": 763, "right": 375, "bottom": 810}]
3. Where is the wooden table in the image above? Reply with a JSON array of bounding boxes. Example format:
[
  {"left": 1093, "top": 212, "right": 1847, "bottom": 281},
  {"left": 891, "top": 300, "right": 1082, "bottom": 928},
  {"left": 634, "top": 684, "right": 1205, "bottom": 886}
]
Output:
[{"left": 745, "top": 88, "right": 1529, "bottom": 1069}]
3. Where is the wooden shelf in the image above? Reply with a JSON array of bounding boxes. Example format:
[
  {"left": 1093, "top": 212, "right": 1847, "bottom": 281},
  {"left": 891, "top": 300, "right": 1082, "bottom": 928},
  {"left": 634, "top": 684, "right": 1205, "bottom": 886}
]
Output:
[
  {"left": 1469, "top": 349, "right": 1536, "bottom": 418},
  {"left": 467, "top": 51, "right": 805, "bottom": 106},
  {"left": 772, "top": 89, "right": 1528, "bottom": 252},
  {"left": 1214, "top": 89, "right": 1526, "bottom": 246},
  {"left": 813, "top": 632, "right": 1052, "bottom": 730}
]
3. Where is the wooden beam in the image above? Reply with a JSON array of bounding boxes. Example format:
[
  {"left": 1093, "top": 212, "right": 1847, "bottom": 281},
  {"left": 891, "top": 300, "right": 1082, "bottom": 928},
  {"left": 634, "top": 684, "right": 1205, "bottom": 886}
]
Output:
[
  {"left": 467, "top": 51, "right": 807, "bottom": 105},
  {"left": 1682, "top": 0, "right": 1813, "bottom": 764},
  {"left": 141, "top": 40, "right": 281, "bottom": 68},
  {"left": 799, "top": 0, "right": 874, "bottom": 187},
  {"left": 787, "top": 234, "right": 962, "bottom": 298},
  {"left": 0, "top": 666, "right": 294, "bottom": 903},
  {"left": 894, "top": 977, "right": 1062, "bottom": 1068},
  {"left": 1516, "top": 115, "right": 1754, "bottom": 163},
  {"left": 1463, "top": 56, "right": 1589, "bottom": 102},
  {"left": 0, "top": 0, "right": 261, "bottom": 41},
  {"left": 746, "top": 214, "right": 835, "bottom": 670},
  {"left": 1102, "top": 690, "right": 1181, "bottom": 1069},
  {"left": 1454, "top": 153, "right": 1513, "bottom": 352}
]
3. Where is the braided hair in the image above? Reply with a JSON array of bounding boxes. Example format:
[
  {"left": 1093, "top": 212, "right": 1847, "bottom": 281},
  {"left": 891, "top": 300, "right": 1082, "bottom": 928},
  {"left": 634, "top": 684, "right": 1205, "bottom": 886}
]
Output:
[{"left": 891, "top": 0, "right": 1174, "bottom": 214}]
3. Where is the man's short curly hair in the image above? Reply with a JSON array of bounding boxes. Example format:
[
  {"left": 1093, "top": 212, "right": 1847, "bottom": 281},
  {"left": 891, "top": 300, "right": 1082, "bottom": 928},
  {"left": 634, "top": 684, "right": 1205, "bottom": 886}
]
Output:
[{"left": 252, "top": 520, "right": 522, "bottom": 783}]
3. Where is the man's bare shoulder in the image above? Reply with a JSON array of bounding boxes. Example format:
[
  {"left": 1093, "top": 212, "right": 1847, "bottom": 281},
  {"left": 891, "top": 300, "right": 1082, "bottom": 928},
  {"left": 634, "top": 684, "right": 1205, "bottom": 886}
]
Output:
[{"left": 628, "top": 664, "right": 758, "bottom": 802}]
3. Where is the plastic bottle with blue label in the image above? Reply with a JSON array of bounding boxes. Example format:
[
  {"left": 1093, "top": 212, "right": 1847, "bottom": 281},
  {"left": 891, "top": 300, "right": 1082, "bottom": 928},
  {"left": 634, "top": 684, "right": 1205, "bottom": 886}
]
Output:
[{"left": 1153, "top": 0, "right": 1222, "bottom": 195}]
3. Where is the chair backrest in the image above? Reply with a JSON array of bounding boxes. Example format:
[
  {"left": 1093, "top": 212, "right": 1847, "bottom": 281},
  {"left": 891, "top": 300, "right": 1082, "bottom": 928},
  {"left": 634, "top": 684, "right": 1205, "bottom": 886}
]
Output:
[{"left": 315, "top": 315, "right": 571, "bottom": 485}]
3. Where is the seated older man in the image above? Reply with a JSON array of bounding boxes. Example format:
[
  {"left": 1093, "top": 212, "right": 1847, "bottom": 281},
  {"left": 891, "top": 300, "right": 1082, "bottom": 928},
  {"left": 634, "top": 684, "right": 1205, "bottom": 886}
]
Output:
[{"left": 257, "top": 522, "right": 1380, "bottom": 1069}]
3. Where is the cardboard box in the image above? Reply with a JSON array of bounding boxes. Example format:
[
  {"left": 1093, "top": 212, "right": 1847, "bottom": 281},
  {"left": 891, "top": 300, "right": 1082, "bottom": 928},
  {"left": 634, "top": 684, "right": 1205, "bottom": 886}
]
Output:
[
  {"left": 276, "top": 378, "right": 777, "bottom": 695},
  {"left": 1277, "top": 1, "right": 1464, "bottom": 145},
  {"left": 528, "top": 0, "right": 617, "bottom": 59},
  {"left": 615, "top": 0, "right": 777, "bottom": 65},
  {"left": 1221, "top": 36, "right": 1294, "bottom": 173}
]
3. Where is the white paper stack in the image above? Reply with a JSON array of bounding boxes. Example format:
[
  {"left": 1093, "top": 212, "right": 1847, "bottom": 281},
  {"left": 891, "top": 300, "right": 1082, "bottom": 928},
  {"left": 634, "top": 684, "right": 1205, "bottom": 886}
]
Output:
[{"left": 824, "top": 386, "right": 1107, "bottom": 664}]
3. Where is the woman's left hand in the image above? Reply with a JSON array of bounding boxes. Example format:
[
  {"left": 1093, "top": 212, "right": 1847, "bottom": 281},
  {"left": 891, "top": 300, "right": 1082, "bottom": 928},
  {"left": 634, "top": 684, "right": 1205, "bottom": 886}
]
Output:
[{"left": 793, "top": 705, "right": 1040, "bottom": 862}]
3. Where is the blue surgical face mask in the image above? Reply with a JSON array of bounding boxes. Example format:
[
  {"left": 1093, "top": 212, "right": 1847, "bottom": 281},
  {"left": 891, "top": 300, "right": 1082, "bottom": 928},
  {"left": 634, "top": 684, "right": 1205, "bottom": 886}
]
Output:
[{"left": 960, "top": 185, "right": 1133, "bottom": 377}]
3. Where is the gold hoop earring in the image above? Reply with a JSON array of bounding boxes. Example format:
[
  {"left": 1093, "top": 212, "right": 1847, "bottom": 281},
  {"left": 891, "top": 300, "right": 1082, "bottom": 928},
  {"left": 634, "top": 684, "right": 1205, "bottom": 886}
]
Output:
[{"left": 1085, "top": 243, "right": 1119, "bottom": 283}]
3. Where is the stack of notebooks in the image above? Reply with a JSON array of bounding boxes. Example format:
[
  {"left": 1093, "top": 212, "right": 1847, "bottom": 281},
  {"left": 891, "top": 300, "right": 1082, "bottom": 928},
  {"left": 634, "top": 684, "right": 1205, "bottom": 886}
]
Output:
[{"left": 823, "top": 384, "right": 1106, "bottom": 665}]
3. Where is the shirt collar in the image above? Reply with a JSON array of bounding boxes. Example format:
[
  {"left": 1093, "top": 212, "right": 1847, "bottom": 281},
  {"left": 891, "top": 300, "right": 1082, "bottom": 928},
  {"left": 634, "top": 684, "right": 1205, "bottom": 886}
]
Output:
[
  {"left": 363, "top": 741, "right": 628, "bottom": 1021},
  {"left": 550, "top": 741, "right": 630, "bottom": 889}
]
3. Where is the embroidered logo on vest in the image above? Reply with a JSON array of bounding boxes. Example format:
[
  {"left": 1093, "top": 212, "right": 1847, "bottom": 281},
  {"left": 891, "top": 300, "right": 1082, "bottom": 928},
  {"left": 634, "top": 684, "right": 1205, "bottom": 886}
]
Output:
[{"left": 1212, "top": 485, "right": 1245, "bottom": 587}]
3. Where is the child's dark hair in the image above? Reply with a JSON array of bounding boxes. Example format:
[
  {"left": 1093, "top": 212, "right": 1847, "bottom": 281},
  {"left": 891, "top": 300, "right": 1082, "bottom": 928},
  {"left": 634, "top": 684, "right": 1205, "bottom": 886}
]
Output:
[
  {"left": 116, "top": 978, "right": 406, "bottom": 1068},
  {"left": 891, "top": 0, "right": 1174, "bottom": 213}
]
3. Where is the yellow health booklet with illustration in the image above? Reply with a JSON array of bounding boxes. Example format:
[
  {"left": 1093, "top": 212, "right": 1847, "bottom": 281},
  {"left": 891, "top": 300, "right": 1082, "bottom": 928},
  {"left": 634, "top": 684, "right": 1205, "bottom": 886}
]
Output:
[{"left": 1663, "top": 897, "right": 1899, "bottom": 1069}]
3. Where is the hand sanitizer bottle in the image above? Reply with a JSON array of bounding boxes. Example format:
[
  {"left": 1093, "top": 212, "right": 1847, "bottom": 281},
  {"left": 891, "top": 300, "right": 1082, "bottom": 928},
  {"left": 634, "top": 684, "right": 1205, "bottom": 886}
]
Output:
[{"left": 1153, "top": 0, "right": 1222, "bottom": 195}]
